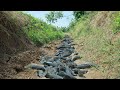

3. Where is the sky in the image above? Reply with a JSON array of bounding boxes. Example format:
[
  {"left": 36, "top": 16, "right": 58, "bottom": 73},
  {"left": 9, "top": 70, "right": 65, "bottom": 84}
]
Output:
[{"left": 24, "top": 11, "right": 74, "bottom": 27}]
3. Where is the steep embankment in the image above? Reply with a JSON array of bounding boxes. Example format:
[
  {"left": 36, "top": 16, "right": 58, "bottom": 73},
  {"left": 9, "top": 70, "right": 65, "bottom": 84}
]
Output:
[
  {"left": 0, "top": 12, "right": 34, "bottom": 57},
  {"left": 0, "top": 11, "right": 64, "bottom": 79},
  {"left": 69, "top": 11, "right": 120, "bottom": 79},
  {"left": 0, "top": 11, "right": 35, "bottom": 78}
]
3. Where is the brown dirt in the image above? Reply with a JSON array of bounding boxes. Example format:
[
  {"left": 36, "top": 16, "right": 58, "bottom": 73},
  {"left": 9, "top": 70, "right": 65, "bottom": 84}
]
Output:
[
  {"left": 8, "top": 39, "right": 103, "bottom": 79},
  {"left": 0, "top": 37, "right": 107, "bottom": 79},
  {"left": 0, "top": 11, "right": 36, "bottom": 79},
  {"left": 0, "top": 11, "right": 33, "bottom": 56},
  {"left": 72, "top": 41, "right": 105, "bottom": 79},
  {"left": 0, "top": 40, "right": 61, "bottom": 79},
  {"left": 0, "top": 37, "right": 111, "bottom": 79},
  {"left": 0, "top": 11, "right": 67, "bottom": 79},
  {"left": 90, "top": 11, "right": 114, "bottom": 30},
  {"left": 0, "top": 47, "right": 40, "bottom": 79}
]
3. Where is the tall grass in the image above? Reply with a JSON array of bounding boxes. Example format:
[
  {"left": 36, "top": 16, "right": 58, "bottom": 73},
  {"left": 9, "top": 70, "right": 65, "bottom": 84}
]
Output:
[
  {"left": 112, "top": 12, "right": 120, "bottom": 34},
  {"left": 25, "top": 29, "right": 64, "bottom": 46},
  {"left": 68, "top": 11, "right": 120, "bottom": 79},
  {"left": 22, "top": 12, "right": 64, "bottom": 46}
]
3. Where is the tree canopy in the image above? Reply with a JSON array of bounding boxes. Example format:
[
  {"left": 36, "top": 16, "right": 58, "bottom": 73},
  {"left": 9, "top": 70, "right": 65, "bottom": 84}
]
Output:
[{"left": 45, "top": 11, "right": 63, "bottom": 23}]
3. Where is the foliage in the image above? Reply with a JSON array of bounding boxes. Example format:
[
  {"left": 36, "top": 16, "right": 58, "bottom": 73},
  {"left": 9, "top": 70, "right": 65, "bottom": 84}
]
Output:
[
  {"left": 25, "top": 29, "right": 64, "bottom": 46},
  {"left": 45, "top": 11, "right": 63, "bottom": 23},
  {"left": 22, "top": 12, "right": 64, "bottom": 46},
  {"left": 68, "top": 11, "right": 120, "bottom": 79},
  {"left": 73, "top": 11, "right": 86, "bottom": 20},
  {"left": 113, "top": 12, "right": 120, "bottom": 34},
  {"left": 57, "top": 27, "right": 68, "bottom": 32},
  {"left": 67, "top": 19, "right": 76, "bottom": 31}
]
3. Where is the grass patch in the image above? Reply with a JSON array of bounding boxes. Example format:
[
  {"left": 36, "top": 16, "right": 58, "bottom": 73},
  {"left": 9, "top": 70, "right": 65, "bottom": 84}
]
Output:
[
  {"left": 22, "top": 12, "right": 64, "bottom": 46},
  {"left": 68, "top": 11, "right": 120, "bottom": 79},
  {"left": 112, "top": 12, "right": 120, "bottom": 34}
]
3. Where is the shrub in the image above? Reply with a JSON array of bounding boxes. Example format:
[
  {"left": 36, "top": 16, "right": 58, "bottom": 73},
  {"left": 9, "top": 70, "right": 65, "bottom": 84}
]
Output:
[
  {"left": 22, "top": 12, "right": 64, "bottom": 46},
  {"left": 113, "top": 12, "right": 120, "bottom": 34}
]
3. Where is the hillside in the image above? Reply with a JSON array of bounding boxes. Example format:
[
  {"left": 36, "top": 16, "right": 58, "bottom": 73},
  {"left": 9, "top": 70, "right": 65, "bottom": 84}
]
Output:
[
  {"left": 0, "top": 11, "right": 64, "bottom": 79},
  {"left": 0, "top": 11, "right": 33, "bottom": 56},
  {"left": 69, "top": 11, "right": 120, "bottom": 79}
]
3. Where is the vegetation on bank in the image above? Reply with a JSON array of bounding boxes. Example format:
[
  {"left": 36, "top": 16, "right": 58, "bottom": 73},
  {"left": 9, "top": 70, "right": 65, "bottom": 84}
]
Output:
[
  {"left": 68, "top": 11, "right": 120, "bottom": 79},
  {"left": 1, "top": 11, "right": 120, "bottom": 79},
  {"left": 22, "top": 11, "right": 120, "bottom": 78},
  {"left": 22, "top": 12, "right": 64, "bottom": 46},
  {"left": 112, "top": 12, "right": 120, "bottom": 34}
]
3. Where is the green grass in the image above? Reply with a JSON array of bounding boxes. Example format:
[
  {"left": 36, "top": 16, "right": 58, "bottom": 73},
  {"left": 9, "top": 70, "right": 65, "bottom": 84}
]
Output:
[
  {"left": 112, "top": 12, "right": 120, "bottom": 34},
  {"left": 25, "top": 29, "right": 64, "bottom": 46},
  {"left": 22, "top": 12, "right": 64, "bottom": 46},
  {"left": 68, "top": 11, "right": 120, "bottom": 79}
]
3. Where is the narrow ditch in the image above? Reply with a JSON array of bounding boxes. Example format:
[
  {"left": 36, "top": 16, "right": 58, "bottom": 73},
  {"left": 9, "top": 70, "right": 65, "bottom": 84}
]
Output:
[{"left": 25, "top": 35, "right": 97, "bottom": 79}]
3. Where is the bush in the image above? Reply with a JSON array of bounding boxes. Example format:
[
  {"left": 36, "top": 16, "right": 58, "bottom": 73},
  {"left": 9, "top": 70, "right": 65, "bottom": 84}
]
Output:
[
  {"left": 22, "top": 12, "right": 64, "bottom": 46},
  {"left": 73, "top": 11, "right": 86, "bottom": 21},
  {"left": 113, "top": 12, "right": 120, "bottom": 34}
]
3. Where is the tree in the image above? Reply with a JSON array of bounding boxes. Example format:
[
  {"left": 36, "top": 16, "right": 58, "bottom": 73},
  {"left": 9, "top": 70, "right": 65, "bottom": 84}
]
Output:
[
  {"left": 73, "top": 11, "right": 86, "bottom": 20},
  {"left": 45, "top": 11, "right": 63, "bottom": 23}
]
